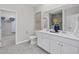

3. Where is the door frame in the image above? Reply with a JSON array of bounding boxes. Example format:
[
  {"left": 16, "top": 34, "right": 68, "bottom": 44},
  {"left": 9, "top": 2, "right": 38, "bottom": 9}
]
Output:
[
  {"left": 35, "top": 11, "right": 41, "bottom": 31},
  {"left": 0, "top": 8, "right": 17, "bottom": 46}
]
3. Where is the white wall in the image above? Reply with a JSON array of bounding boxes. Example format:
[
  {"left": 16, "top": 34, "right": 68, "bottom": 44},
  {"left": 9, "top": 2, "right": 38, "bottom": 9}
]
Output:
[
  {"left": 1, "top": 10, "right": 16, "bottom": 20},
  {"left": 35, "top": 4, "right": 66, "bottom": 12},
  {"left": 0, "top": 4, "right": 35, "bottom": 44}
]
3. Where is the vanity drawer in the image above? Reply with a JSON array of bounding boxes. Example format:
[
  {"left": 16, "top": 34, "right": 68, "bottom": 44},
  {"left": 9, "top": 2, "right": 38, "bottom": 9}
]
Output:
[{"left": 50, "top": 34, "right": 79, "bottom": 48}]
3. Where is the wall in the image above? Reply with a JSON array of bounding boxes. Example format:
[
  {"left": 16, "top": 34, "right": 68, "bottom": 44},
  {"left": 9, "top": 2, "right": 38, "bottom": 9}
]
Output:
[
  {"left": 35, "top": 4, "right": 66, "bottom": 12},
  {"left": 0, "top": 4, "right": 35, "bottom": 44}
]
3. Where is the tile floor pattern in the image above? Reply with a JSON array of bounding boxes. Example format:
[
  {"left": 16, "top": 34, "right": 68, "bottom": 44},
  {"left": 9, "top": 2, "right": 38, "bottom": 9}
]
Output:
[
  {"left": 0, "top": 42, "right": 48, "bottom": 54},
  {"left": 0, "top": 33, "right": 48, "bottom": 54},
  {"left": 1, "top": 33, "right": 15, "bottom": 47}
]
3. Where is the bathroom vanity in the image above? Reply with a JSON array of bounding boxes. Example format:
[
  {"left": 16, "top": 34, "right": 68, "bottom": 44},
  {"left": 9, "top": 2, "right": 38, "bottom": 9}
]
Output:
[
  {"left": 36, "top": 5, "right": 79, "bottom": 54},
  {"left": 36, "top": 30, "right": 79, "bottom": 54}
]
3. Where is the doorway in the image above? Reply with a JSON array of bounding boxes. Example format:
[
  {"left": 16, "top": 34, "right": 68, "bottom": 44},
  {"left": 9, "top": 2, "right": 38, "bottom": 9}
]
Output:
[
  {"left": 0, "top": 9, "right": 16, "bottom": 47},
  {"left": 35, "top": 12, "right": 41, "bottom": 31}
]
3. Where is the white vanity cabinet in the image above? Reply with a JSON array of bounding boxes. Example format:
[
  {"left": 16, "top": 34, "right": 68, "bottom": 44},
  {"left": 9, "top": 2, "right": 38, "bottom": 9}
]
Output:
[
  {"left": 50, "top": 38, "right": 79, "bottom": 54},
  {"left": 37, "top": 32, "right": 50, "bottom": 52},
  {"left": 36, "top": 31, "right": 79, "bottom": 54},
  {"left": 61, "top": 43, "right": 79, "bottom": 54},
  {"left": 50, "top": 39, "right": 62, "bottom": 54},
  {"left": 50, "top": 35, "right": 79, "bottom": 54}
]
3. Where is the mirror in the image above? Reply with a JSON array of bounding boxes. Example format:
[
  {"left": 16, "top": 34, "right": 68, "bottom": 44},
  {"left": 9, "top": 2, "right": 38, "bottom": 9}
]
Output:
[
  {"left": 43, "top": 9, "right": 62, "bottom": 31},
  {"left": 64, "top": 5, "right": 79, "bottom": 34},
  {"left": 43, "top": 5, "right": 79, "bottom": 35}
]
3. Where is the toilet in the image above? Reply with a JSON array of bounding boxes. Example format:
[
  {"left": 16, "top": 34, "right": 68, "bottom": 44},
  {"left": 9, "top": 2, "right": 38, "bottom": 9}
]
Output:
[{"left": 30, "top": 33, "right": 37, "bottom": 45}]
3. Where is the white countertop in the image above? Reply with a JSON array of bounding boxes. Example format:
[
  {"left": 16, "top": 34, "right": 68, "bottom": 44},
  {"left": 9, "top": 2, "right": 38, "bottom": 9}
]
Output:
[{"left": 37, "top": 30, "right": 79, "bottom": 41}]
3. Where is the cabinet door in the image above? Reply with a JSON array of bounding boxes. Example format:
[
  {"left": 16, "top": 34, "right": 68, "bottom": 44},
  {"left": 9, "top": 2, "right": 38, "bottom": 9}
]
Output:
[
  {"left": 37, "top": 33, "right": 50, "bottom": 52},
  {"left": 50, "top": 39, "right": 61, "bottom": 54},
  {"left": 62, "top": 43, "right": 79, "bottom": 54}
]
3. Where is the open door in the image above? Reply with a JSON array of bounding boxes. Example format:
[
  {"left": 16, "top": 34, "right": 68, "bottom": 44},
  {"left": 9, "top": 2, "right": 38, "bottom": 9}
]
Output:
[{"left": 35, "top": 12, "right": 41, "bottom": 31}]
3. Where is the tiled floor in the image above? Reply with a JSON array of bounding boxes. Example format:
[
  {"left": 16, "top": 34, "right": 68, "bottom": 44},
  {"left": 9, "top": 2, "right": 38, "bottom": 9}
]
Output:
[
  {"left": 0, "top": 42, "right": 48, "bottom": 54},
  {"left": 2, "top": 33, "right": 15, "bottom": 47},
  {"left": 0, "top": 33, "right": 48, "bottom": 54}
]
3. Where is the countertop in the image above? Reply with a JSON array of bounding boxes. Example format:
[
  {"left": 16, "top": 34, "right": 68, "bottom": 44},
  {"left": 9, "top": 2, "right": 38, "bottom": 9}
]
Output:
[{"left": 37, "top": 30, "right": 79, "bottom": 41}]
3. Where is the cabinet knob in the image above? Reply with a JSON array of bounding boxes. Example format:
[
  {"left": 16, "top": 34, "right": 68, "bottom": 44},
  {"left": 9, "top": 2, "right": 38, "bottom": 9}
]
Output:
[{"left": 57, "top": 42, "right": 63, "bottom": 46}]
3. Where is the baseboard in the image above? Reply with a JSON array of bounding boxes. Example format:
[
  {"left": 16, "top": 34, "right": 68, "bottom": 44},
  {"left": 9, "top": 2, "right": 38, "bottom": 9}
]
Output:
[{"left": 16, "top": 39, "right": 30, "bottom": 45}]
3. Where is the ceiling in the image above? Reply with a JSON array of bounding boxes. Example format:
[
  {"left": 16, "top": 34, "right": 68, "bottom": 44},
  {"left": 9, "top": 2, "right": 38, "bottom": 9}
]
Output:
[{"left": 26, "top": 4, "right": 42, "bottom": 8}]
